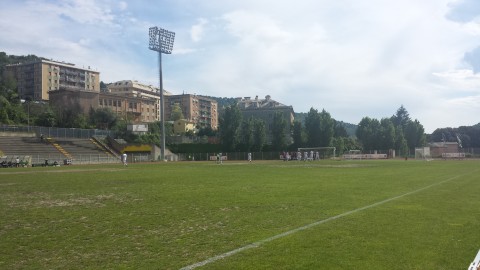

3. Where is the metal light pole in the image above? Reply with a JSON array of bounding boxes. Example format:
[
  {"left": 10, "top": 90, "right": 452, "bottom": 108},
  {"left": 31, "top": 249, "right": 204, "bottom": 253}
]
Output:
[{"left": 149, "top": 26, "right": 175, "bottom": 161}]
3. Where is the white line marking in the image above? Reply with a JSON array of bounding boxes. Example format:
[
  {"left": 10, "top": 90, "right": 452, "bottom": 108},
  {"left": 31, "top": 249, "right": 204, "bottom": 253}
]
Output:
[{"left": 180, "top": 173, "right": 467, "bottom": 270}]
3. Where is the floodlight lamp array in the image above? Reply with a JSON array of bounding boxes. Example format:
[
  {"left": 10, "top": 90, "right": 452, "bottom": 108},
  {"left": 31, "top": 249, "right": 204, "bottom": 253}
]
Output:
[{"left": 149, "top": 26, "right": 175, "bottom": 54}]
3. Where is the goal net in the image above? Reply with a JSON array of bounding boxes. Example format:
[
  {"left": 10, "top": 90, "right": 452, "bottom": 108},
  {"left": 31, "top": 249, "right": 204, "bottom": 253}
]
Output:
[
  {"left": 415, "top": 147, "right": 432, "bottom": 161},
  {"left": 297, "top": 147, "right": 336, "bottom": 160}
]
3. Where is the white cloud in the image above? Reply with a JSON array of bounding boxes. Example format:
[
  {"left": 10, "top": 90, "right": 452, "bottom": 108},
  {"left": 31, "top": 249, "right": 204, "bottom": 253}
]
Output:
[
  {"left": 55, "top": 0, "right": 116, "bottom": 25},
  {"left": 190, "top": 18, "right": 208, "bottom": 42},
  {"left": 118, "top": 1, "right": 128, "bottom": 11},
  {"left": 222, "top": 10, "right": 291, "bottom": 44}
]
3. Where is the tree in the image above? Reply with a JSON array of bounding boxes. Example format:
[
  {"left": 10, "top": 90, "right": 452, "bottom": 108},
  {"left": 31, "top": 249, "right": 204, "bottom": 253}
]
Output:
[
  {"left": 391, "top": 105, "right": 411, "bottom": 131},
  {"left": 379, "top": 118, "right": 396, "bottom": 150},
  {"left": 318, "top": 109, "right": 334, "bottom": 147},
  {"left": 197, "top": 126, "right": 216, "bottom": 137},
  {"left": 219, "top": 104, "right": 242, "bottom": 151},
  {"left": 35, "top": 107, "right": 57, "bottom": 127},
  {"left": 73, "top": 114, "right": 90, "bottom": 129},
  {"left": 271, "top": 111, "right": 288, "bottom": 150},
  {"left": 343, "top": 137, "right": 363, "bottom": 153},
  {"left": 356, "top": 106, "right": 426, "bottom": 155},
  {"left": 55, "top": 105, "right": 84, "bottom": 128},
  {"left": 170, "top": 103, "right": 184, "bottom": 121},
  {"left": 333, "top": 120, "right": 349, "bottom": 138},
  {"left": 332, "top": 137, "right": 345, "bottom": 155},
  {"left": 239, "top": 117, "right": 255, "bottom": 151},
  {"left": 0, "top": 78, "right": 26, "bottom": 125},
  {"left": 0, "top": 104, "right": 10, "bottom": 124},
  {"left": 305, "top": 107, "right": 321, "bottom": 147},
  {"left": 89, "top": 107, "right": 118, "bottom": 130},
  {"left": 356, "top": 117, "right": 381, "bottom": 151},
  {"left": 404, "top": 119, "right": 426, "bottom": 149},
  {"left": 292, "top": 121, "right": 305, "bottom": 149},
  {"left": 395, "top": 127, "right": 409, "bottom": 156},
  {"left": 252, "top": 119, "right": 266, "bottom": 151},
  {"left": 111, "top": 119, "right": 135, "bottom": 142},
  {"left": 0, "top": 96, "right": 12, "bottom": 124}
]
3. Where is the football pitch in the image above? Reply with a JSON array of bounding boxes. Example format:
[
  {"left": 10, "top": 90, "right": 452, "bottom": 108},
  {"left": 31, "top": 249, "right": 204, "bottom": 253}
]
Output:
[{"left": 1, "top": 159, "right": 479, "bottom": 269}]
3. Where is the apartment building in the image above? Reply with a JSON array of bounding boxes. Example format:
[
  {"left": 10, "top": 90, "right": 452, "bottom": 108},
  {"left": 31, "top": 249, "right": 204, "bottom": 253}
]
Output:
[
  {"left": 49, "top": 87, "right": 158, "bottom": 124},
  {"left": 107, "top": 80, "right": 171, "bottom": 122},
  {"left": 164, "top": 94, "right": 218, "bottom": 130},
  {"left": 237, "top": 95, "right": 294, "bottom": 143},
  {"left": 5, "top": 59, "right": 100, "bottom": 101}
]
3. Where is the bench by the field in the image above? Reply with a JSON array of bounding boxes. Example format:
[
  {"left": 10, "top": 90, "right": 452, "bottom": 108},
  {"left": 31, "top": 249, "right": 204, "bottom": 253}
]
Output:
[
  {"left": 0, "top": 156, "right": 31, "bottom": 168},
  {"left": 31, "top": 160, "right": 61, "bottom": 167}
]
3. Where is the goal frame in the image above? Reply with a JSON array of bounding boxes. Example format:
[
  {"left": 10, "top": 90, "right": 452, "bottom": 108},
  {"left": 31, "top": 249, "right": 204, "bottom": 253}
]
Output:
[{"left": 415, "top": 147, "right": 432, "bottom": 161}]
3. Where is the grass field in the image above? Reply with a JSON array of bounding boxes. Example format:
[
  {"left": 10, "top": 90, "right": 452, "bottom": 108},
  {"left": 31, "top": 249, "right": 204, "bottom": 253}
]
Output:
[{"left": 0, "top": 159, "right": 479, "bottom": 269}]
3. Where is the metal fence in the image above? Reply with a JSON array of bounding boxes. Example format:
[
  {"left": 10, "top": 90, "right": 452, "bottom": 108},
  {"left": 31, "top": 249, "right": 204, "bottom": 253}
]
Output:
[
  {"left": 462, "top": 148, "right": 480, "bottom": 158},
  {"left": 175, "top": 152, "right": 282, "bottom": 161},
  {"left": 0, "top": 125, "right": 114, "bottom": 139},
  {"left": 29, "top": 154, "right": 120, "bottom": 165}
]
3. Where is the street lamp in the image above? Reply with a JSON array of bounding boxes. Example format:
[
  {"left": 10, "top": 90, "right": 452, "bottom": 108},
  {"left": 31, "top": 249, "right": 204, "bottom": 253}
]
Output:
[{"left": 149, "top": 26, "right": 175, "bottom": 161}]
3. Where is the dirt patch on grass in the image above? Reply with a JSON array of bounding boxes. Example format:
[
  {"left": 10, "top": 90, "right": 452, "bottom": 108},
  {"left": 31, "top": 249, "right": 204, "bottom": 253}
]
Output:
[
  {"left": 0, "top": 183, "right": 17, "bottom": 186},
  {"left": 5, "top": 192, "right": 123, "bottom": 209}
]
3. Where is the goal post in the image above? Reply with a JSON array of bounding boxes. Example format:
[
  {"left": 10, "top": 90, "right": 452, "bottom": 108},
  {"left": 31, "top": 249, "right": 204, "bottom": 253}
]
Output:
[
  {"left": 415, "top": 147, "right": 432, "bottom": 160},
  {"left": 297, "top": 147, "right": 336, "bottom": 160}
]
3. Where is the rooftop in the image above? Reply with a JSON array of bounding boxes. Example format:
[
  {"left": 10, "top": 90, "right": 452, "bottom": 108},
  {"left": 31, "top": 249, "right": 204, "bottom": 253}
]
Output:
[{"left": 237, "top": 95, "right": 292, "bottom": 110}]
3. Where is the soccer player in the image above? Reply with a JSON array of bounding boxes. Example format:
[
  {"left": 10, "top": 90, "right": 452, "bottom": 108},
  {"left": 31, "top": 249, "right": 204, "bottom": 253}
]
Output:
[{"left": 122, "top": 153, "right": 127, "bottom": 166}]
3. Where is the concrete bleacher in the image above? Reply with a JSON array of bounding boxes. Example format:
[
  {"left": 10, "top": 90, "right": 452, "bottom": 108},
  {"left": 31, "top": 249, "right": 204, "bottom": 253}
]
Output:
[
  {"left": 0, "top": 135, "right": 118, "bottom": 165},
  {"left": 52, "top": 138, "right": 114, "bottom": 158},
  {"left": 0, "top": 136, "right": 61, "bottom": 159}
]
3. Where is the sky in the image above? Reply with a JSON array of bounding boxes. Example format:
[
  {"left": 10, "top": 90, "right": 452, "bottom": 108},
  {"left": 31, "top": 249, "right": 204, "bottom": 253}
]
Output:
[{"left": 1, "top": 0, "right": 480, "bottom": 132}]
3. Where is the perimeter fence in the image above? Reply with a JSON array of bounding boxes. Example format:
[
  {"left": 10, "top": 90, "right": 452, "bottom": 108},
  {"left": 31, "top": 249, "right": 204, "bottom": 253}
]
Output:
[{"left": 0, "top": 125, "right": 114, "bottom": 139}]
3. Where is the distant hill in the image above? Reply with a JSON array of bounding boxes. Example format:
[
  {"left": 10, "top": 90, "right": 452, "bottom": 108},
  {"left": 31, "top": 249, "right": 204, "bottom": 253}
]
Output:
[
  {"left": 0, "top": 51, "right": 44, "bottom": 66},
  {"left": 202, "top": 96, "right": 238, "bottom": 108},
  {"left": 338, "top": 121, "right": 357, "bottom": 137}
]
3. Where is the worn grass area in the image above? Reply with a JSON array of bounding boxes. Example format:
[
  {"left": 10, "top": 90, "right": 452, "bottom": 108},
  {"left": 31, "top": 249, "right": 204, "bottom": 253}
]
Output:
[{"left": 0, "top": 160, "right": 479, "bottom": 269}]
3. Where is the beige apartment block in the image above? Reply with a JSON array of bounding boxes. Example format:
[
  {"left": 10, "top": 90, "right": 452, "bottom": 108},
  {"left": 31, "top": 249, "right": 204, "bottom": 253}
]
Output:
[
  {"left": 98, "top": 92, "right": 158, "bottom": 123},
  {"left": 5, "top": 59, "right": 100, "bottom": 101},
  {"left": 164, "top": 94, "right": 218, "bottom": 130},
  {"left": 107, "top": 80, "right": 172, "bottom": 122}
]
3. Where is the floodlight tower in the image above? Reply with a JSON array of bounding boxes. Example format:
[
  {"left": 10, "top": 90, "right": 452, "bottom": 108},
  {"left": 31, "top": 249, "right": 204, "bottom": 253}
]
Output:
[{"left": 149, "top": 26, "right": 175, "bottom": 161}]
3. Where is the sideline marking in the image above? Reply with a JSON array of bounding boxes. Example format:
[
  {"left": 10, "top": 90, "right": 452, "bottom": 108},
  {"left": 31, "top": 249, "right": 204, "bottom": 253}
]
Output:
[{"left": 180, "top": 173, "right": 470, "bottom": 270}]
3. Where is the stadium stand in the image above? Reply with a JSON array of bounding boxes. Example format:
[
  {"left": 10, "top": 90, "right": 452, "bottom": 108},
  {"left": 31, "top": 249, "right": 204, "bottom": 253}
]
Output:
[{"left": 0, "top": 136, "right": 118, "bottom": 165}]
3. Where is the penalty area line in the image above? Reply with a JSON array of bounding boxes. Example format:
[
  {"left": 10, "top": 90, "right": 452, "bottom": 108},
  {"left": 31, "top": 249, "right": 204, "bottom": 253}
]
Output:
[{"left": 179, "top": 173, "right": 468, "bottom": 270}]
